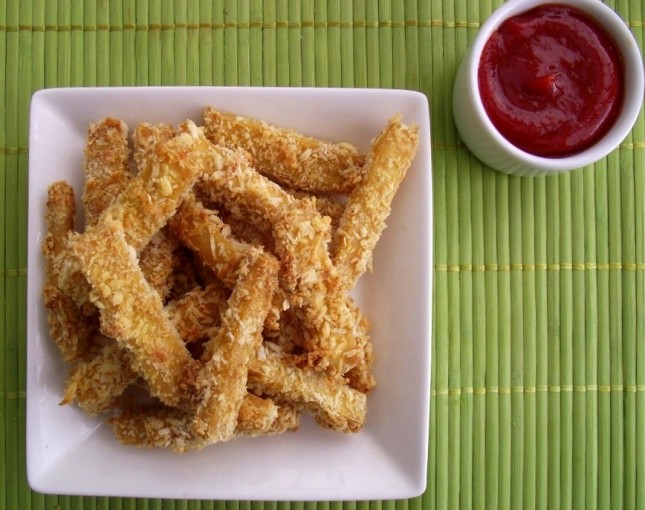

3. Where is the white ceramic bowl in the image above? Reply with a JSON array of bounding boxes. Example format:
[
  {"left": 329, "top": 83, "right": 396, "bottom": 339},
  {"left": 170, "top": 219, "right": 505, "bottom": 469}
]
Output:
[
  {"left": 453, "top": 0, "right": 644, "bottom": 177},
  {"left": 27, "top": 87, "right": 432, "bottom": 500}
]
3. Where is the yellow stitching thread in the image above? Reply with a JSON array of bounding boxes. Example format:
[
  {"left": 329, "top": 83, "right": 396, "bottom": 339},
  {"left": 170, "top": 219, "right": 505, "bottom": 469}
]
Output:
[
  {"left": 432, "top": 384, "right": 645, "bottom": 396},
  {"left": 1, "top": 391, "right": 27, "bottom": 399},
  {"left": 434, "top": 262, "right": 645, "bottom": 273},
  {"left": 1, "top": 269, "right": 27, "bottom": 277},
  {"left": 620, "top": 142, "right": 645, "bottom": 150},
  {"left": 0, "top": 146, "right": 29, "bottom": 155},
  {"left": 0, "top": 20, "right": 486, "bottom": 32},
  {"left": 432, "top": 141, "right": 468, "bottom": 150}
]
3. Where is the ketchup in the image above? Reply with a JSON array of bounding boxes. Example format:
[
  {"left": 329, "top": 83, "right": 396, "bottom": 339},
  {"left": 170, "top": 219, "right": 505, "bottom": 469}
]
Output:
[{"left": 478, "top": 4, "right": 624, "bottom": 157}]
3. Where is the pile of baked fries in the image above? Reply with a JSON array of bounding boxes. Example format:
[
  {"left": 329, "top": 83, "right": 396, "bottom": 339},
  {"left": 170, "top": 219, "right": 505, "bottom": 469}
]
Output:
[{"left": 42, "top": 108, "right": 418, "bottom": 451}]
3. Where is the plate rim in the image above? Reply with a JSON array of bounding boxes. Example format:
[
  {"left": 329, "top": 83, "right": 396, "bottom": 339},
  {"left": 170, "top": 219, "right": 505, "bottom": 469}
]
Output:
[{"left": 26, "top": 85, "right": 433, "bottom": 501}]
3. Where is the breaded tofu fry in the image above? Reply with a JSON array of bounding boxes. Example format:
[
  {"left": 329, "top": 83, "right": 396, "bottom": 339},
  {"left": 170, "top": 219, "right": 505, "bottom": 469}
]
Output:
[
  {"left": 110, "top": 406, "right": 198, "bottom": 450},
  {"left": 198, "top": 145, "right": 295, "bottom": 227},
  {"left": 133, "top": 123, "right": 179, "bottom": 300},
  {"left": 248, "top": 352, "right": 367, "bottom": 432},
  {"left": 343, "top": 298, "right": 376, "bottom": 393},
  {"left": 44, "top": 181, "right": 76, "bottom": 256},
  {"left": 132, "top": 122, "right": 175, "bottom": 174},
  {"left": 170, "top": 195, "right": 259, "bottom": 288},
  {"left": 287, "top": 190, "right": 345, "bottom": 232},
  {"left": 61, "top": 339, "right": 137, "bottom": 415},
  {"left": 82, "top": 118, "right": 131, "bottom": 226},
  {"left": 138, "top": 229, "right": 178, "bottom": 301},
  {"left": 42, "top": 182, "right": 96, "bottom": 360},
  {"left": 63, "top": 281, "right": 229, "bottom": 416},
  {"left": 110, "top": 393, "right": 296, "bottom": 450},
  {"left": 235, "top": 393, "right": 279, "bottom": 432},
  {"left": 192, "top": 252, "right": 279, "bottom": 443},
  {"left": 55, "top": 120, "right": 130, "bottom": 315},
  {"left": 198, "top": 146, "right": 331, "bottom": 297},
  {"left": 70, "top": 219, "right": 199, "bottom": 408},
  {"left": 104, "top": 122, "right": 214, "bottom": 252},
  {"left": 55, "top": 125, "right": 211, "bottom": 312},
  {"left": 166, "top": 283, "right": 229, "bottom": 343},
  {"left": 331, "top": 115, "right": 419, "bottom": 291},
  {"left": 42, "top": 286, "right": 97, "bottom": 361},
  {"left": 239, "top": 401, "right": 300, "bottom": 438},
  {"left": 199, "top": 142, "right": 363, "bottom": 374},
  {"left": 203, "top": 107, "right": 365, "bottom": 194}
]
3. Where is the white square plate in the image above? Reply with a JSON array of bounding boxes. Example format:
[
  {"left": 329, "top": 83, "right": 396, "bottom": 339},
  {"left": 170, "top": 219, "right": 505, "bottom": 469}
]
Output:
[{"left": 27, "top": 87, "right": 433, "bottom": 501}]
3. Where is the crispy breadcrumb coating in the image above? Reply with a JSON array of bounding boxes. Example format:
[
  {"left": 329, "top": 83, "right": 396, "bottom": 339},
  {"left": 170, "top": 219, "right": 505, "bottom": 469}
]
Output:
[
  {"left": 42, "top": 181, "right": 96, "bottom": 360},
  {"left": 43, "top": 110, "right": 420, "bottom": 450},
  {"left": 70, "top": 219, "right": 200, "bottom": 408},
  {"left": 133, "top": 123, "right": 179, "bottom": 300},
  {"left": 248, "top": 350, "right": 367, "bottom": 432},
  {"left": 61, "top": 338, "right": 137, "bottom": 415},
  {"left": 109, "top": 393, "right": 298, "bottom": 451},
  {"left": 193, "top": 252, "right": 279, "bottom": 442},
  {"left": 103, "top": 123, "right": 213, "bottom": 252},
  {"left": 203, "top": 107, "right": 366, "bottom": 194},
  {"left": 165, "top": 283, "right": 229, "bottom": 342},
  {"left": 331, "top": 115, "right": 419, "bottom": 291},
  {"left": 287, "top": 189, "right": 345, "bottom": 232},
  {"left": 138, "top": 229, "right": 178, "bottom": 302},
  {"left": 197, "top": 141, "right": 366, "bottom": 375},
  {"left": 54, "top": 123, "right": 212, "bottom": 313},
  {"left": 170, "top": 195, "right": 259, "bottom": 288},
  {"left": 82, "top": 118, "right": 131, "bottom": 227},
  {"left": 132, "top": 122, "right": 175, "bottom": 174}
]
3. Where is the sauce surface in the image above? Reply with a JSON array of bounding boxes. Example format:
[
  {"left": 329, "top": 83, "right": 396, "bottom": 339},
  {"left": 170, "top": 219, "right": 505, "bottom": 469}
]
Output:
[{"left": 478, "top": 4, "right": 623, "bottom": 157}]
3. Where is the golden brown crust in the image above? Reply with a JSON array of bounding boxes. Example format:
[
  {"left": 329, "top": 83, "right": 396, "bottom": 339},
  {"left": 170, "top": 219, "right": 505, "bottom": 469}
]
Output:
[
  {"left": 166, "top": 283, "right": 229, "bottom": 342},
  {"left": 132, "top": 122, "right": 175, "bottom": 174},
  {"left": 138, "top": 229, "right": 178, "bottom": 302},
  {"left": 103, "top": 123, "right": 213, "bottom": 252},
  {"left": 42, "top": 111, "right": 421, "bottom": 451},
  {"left": 43, "top": 181, "right": 76, "bottom": 258},
  {"left": 109, "top": 393, "right": 298, "bottom": 451},
  {"left": 248, "top": 351, "right": 367, "bottom": 432},
  {"left": 170, "top": 195, "right": 260, "bottom": 288},
  {"left": 343, "top": 299, "right": 375, "bottom": 393},
  {"left": 331, "top": 115, "right": 419, "bottom": 291},
  {"left": 61, "top": 339, "right": 137, "bottom": 415},
  {"left": 42, "top": 284, "right": 97, "bottom": 361},
  {"left": 203, "top": 107, "right": 366, "bottom": 194},
  {"left": 70, "top": 219, "right": 199, "bottom": 408},
  {"left": 42, "top": 182, "right": 97, "bottom": 360},
  {"left": 82, "top": 118, "right": 131, "bottom": 227},
  {"left": 287, "top": 190, "right": 345, "bottom": 232},
  {"left": 53, "top": 124, "right": 212, "bottom": 313},
  {"left": 193, "top": 251, "right": 279, "bottom": 442},
  {"left": 131, "top": 123, "right": 179, "bottom": 300},
  {"left": 198, "top": 139, "right": 366, "bottom": 376}
]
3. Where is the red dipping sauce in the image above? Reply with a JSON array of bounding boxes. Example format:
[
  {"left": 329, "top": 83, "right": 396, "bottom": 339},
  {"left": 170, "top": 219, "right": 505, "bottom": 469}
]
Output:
[{"left": 478, "top": 4, "right": 624, "bottom": 158}]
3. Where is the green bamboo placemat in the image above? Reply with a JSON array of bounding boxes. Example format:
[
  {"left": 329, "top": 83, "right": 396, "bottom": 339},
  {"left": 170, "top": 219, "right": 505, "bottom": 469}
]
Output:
[{"left": 1, "top": 0, "right": 644, "bottom": 508}]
